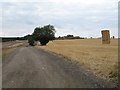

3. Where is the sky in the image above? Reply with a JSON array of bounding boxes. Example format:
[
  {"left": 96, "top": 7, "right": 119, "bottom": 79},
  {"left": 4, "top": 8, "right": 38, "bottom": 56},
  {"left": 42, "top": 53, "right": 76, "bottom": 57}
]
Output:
[{"left": 0, "top": 0, "right": 119, "bottom": 38}]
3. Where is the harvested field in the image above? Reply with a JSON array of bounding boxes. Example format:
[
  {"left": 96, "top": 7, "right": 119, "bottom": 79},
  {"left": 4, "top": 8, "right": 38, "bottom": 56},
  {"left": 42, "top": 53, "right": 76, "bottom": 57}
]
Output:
[
  {"left": 2, "top": 40, "right": 29, "bottom": 57},
  {"left": 36, "top": 39, "right": 118, "bottom": 81},
  {"left": 2, "top": 40, "right": 28, "bottom": 49}
]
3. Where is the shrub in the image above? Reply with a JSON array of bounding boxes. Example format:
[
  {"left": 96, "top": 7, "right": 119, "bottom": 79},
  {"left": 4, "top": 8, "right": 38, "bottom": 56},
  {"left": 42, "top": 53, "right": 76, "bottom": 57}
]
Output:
[{"left": 28, "top": 36, "right": 34, "bottom": 46}]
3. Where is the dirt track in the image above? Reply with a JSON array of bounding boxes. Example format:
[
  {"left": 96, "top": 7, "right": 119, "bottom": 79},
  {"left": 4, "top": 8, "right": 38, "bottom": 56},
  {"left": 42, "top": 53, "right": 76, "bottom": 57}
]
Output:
[{"left": 2, "top": 47, "right": 116, "bottom": 88}]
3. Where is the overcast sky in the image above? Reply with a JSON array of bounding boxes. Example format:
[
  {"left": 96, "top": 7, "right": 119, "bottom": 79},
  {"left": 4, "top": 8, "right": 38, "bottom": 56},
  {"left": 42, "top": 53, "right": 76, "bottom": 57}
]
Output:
[{"left": 0, "top": 0, "right": 118, "bottom": 38}]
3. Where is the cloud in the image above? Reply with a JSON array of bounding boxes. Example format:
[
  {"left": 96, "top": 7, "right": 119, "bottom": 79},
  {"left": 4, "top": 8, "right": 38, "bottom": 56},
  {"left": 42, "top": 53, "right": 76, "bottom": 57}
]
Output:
[{"left": 1, "top": 0, "right": 118, "bottom": 37}]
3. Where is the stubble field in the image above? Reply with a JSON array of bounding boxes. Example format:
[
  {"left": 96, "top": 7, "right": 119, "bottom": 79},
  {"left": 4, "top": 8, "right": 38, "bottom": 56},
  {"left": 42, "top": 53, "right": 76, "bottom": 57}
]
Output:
[{"left": 36, "top": 39, "right": 118, "bottom": 81}]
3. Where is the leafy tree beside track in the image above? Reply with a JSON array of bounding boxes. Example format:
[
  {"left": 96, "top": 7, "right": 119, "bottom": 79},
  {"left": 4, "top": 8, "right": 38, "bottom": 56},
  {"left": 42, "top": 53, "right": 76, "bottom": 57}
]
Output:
[{"left": 32, "top": 25, "right": 56, "bottom": 45}]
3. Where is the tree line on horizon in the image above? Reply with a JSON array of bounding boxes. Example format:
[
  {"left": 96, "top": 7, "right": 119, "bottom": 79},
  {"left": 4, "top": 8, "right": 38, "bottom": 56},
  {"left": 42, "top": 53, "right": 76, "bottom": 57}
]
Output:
[{"left": 1, "top": 24, "right": 93, "bottom": 43}]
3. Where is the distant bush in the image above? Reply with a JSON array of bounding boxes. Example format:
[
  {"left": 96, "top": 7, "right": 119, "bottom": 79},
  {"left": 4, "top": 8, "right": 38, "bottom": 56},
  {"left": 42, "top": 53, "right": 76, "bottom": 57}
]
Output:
[
  {"left": 23, "top": 34, "right": 31, "bottom": 40},
  {"left": 67, "top": 34, "right": 74, "bottom": 38}
]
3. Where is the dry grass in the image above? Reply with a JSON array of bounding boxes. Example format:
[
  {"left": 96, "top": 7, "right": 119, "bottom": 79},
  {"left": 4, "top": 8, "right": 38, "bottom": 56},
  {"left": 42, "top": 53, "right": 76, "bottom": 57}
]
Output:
[
  {"left": 2, "top": 48, "right": 17, "bottom": 57},
  {"left": 36, "top": 39, "right": 118, "bottom": 80}
]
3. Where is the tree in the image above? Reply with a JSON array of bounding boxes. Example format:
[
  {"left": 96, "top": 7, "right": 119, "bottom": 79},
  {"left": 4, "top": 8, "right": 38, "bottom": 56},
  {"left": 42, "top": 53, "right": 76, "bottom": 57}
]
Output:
[
  {"left": 28, "top": 35, "right": 34, "bottom": 46},
  {"left": 33, "top": 25, "right": 56, "bottom": 45},
  {"left": 24, "top": 34, "right": 31, "bottom": 40}
]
